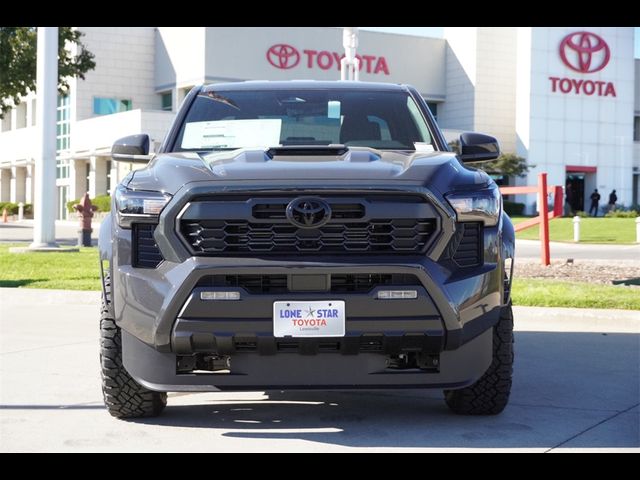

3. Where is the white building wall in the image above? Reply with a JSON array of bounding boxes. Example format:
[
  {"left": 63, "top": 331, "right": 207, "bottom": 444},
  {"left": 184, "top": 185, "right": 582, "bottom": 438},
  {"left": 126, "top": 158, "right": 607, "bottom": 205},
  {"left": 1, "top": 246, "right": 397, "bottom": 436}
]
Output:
[
  {"left": 0, "top": 126, "right": 36, "bottom": 163},
  {"left": 72, "top": 109, "right": 174, "bottom": 154},
  {"left": 200, "top": 27, "right": 446, "bottom": 98},
  {"left": 635, "top": 59, "right": 640, "bottom": 113},
  {"left": 155, "top": 27, "right": 207, "bottom": 93},
  {"left": 523, "top": 27, "right": 635, "bottom": 208},
  {"left": 474, "top": 28, "right": 518, "bottom": 153},
  {"left": 439, "top": 28, "right": 477, "bottom": 131},
  {"left": 515, "top": 27, "right": 533, "bottom": 195},
  {"left": 73, "top": 27, "right": 158, "bottom": 122},
  {"left": 440, "top": 28, "right": 518, "bottom": 153}
]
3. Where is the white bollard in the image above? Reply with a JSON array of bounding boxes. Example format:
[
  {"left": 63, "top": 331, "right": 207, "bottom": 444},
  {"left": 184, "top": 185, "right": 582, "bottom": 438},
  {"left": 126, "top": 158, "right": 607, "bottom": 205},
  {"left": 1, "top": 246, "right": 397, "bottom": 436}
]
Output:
[
  {"left": 573, "top": 216, "right": 581, "bottom": 242},
  {"left": 636, "top": 217, "right": 640, "bottom": 244},
  {"left": 18, "top": 202, "right": 24, "bottom": 222}
]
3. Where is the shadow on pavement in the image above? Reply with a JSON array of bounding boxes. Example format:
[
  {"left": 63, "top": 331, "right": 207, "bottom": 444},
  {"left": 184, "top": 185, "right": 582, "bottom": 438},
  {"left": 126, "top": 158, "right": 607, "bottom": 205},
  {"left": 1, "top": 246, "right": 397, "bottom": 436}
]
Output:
[
  {"left": 130, "top": 331, "right": 639, "bottom": 449},
  {"left": 0, "top": 279, "right": 45, "bottom": 288},
  {"left": 0, "top": 224, "right": 32, "bottom": 230},
  {"left": 0, "top": 405, "right": 104, "bottom": 410}
]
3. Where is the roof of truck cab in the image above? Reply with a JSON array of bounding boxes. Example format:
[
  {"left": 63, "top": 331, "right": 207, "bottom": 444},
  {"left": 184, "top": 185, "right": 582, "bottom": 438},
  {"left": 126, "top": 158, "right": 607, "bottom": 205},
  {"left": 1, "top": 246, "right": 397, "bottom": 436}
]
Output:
[{"left": 200, "top": 81, "right": 412, "bottom": 92}]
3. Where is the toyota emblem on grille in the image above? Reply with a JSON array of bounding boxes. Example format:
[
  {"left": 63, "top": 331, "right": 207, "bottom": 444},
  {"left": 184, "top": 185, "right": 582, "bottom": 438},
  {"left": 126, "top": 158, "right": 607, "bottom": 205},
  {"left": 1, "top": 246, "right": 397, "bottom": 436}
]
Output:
[{"left": 286, "top": 197, "right": 331, "bottom": 228}]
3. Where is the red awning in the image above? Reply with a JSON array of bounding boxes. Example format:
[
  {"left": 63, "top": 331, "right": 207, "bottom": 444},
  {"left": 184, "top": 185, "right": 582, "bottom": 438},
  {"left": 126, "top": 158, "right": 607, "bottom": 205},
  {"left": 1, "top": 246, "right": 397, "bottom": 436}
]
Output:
[{"left": 566, "top": 165, "right": 597, "bottom": 173}]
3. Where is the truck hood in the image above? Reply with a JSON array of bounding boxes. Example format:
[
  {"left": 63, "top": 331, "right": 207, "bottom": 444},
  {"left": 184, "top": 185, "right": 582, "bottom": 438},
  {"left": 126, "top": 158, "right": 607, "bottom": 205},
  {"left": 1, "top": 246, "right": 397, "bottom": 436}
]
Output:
[{"left": 125, "top": 148, "right": 491, "bottom": 195}]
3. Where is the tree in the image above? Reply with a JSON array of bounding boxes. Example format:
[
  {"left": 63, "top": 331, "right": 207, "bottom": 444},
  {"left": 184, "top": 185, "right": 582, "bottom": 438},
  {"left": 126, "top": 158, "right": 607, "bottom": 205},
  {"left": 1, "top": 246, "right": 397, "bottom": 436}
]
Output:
[
  {"left": 448, "top": 140, "right": 532, "bottom": 177},
  {"left": 0, "top": 27, "right": 95, "bottom": 119},
  {"left": 478, "top": 153, "right": 532, "bottom": 177}
]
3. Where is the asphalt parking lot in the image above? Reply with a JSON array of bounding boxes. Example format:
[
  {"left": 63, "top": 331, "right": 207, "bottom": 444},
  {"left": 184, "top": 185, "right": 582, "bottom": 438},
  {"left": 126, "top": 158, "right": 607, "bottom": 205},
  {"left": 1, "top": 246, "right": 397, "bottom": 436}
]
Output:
[{"left": 0, "top": 289, "right": 638, "bottom": 452}]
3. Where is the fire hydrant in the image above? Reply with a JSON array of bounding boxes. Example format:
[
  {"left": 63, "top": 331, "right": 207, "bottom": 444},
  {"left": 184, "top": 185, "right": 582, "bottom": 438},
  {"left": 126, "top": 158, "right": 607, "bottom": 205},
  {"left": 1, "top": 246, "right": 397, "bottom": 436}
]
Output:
[{"left": 73, "top": 193, "right": 97, "bottom": 247}]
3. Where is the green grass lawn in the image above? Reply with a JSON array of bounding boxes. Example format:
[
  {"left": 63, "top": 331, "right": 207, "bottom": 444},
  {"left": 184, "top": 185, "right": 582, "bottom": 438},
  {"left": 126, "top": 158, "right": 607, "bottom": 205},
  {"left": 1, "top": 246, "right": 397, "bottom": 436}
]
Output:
[
  {"left": 511, "top": 279, "right": 640, "bottom": 310},
  {"left": 512, "top": 216, "right": 637, "bottom": 244},
  {"left": 0, "top": 243, "right": 101, "bottom": 290},
  {"left": 1, "top": 243, "right": 638, "bottom": 310}
]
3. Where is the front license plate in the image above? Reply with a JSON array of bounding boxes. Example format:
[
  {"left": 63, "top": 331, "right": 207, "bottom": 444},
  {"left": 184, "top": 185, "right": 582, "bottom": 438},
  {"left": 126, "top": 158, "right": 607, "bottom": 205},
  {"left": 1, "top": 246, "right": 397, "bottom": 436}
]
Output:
[{"left": 273, "top": 300, "right": 345, "bottom": 338}]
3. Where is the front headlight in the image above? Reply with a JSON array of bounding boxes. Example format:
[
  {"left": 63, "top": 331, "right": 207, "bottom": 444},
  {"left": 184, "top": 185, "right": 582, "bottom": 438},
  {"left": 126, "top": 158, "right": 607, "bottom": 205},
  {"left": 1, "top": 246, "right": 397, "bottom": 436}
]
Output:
[
  {"left": 114, "top": 184, "right": 172, "bottom": 228},
  {"left": 446, "top": 186, "right": 501, "bottom": 226}
]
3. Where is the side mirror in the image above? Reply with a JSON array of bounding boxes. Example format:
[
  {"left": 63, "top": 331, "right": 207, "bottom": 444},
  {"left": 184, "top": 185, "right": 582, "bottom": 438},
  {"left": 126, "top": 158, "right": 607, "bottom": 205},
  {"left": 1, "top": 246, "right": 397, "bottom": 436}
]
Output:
[
  {"left": 111, "top": 134, "right": 151, "bottom": 163},
  {"left": 458, "top": 132, "right": 500, "bottom": 162}
]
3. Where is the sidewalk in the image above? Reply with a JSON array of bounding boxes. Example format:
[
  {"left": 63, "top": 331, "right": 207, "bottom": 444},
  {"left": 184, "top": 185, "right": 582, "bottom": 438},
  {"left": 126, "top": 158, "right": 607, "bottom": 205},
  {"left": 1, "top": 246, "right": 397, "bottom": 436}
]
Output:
[{"left": 0, "top": 286, "right": 637, "bottom": 452}]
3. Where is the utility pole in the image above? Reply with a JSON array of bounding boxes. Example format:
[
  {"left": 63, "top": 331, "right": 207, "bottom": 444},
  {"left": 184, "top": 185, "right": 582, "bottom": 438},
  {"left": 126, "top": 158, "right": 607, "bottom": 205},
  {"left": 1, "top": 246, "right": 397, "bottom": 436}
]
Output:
[
  {"left": 340, "top": 27, "right": 359, "bottom": 81},
  {"left": 31, "top": 27, "right": 59, "bottom": 249}
]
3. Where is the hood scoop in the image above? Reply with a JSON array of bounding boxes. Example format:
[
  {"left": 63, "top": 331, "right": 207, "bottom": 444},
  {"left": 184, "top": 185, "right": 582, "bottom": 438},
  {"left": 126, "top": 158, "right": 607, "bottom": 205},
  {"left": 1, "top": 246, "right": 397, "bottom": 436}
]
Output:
[
  {"left": 266, "top": 145, "right": 349, "bottom": 158},
  {"left": 204, "top": 146, "right": 382, "bottom": 166},
  {"left": 265, "top": 145, "right": 381, "bottom": 163}
]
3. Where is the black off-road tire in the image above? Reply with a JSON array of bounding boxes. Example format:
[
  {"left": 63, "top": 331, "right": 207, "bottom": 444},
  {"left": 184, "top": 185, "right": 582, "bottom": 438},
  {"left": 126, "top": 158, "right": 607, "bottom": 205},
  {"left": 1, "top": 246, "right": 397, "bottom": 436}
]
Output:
[
  {"left": 100, "top": 274, "right": 167, "bottom": 418},
  {"left": 444, "top": 304, "right": 514, "bottom": 415}
]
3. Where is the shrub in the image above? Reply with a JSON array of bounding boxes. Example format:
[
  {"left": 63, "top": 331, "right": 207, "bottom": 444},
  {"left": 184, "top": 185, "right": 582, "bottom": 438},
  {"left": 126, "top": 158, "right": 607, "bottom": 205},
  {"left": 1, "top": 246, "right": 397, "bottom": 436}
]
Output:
[
  {"left": 605, "top": 209, "right": 638, "bottom": 218},
  {"left": 92, "top": 195, "right": 111, "bottom": 212},
  {"left": 574, "top": 210, "right": 590, "bottom": 218},
  {"left": 0, "top": 202, "right": 32, "bottom": 215},
  {"left": 67, "top": 195, "right": 111, "bottom": 213},
  {"left": 503, "top": 200, "right": 525, "bottom": 216},
  {"left": 66, "top": 199, "right": 78, "bottom": 213}
]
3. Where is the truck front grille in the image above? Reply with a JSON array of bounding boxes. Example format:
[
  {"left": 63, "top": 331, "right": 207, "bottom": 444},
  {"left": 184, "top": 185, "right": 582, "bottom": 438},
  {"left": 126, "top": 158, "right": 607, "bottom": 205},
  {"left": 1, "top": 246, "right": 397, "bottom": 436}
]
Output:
[
  {"left": 178, "top": 193, "right": 439, "bottom": 256},
  {"left": 196, "top": 273, "right": 421, "bottom": 294},
  {"left": 181, "top": 218, "right": 436, "bottom": 255}
]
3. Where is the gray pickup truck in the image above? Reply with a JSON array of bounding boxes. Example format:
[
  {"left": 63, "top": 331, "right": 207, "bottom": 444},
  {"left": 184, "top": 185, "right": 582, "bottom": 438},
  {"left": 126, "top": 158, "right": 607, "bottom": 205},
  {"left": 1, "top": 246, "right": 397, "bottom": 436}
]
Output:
[{"left": 99, "top": 81, "right": 515, "bottom": 418}]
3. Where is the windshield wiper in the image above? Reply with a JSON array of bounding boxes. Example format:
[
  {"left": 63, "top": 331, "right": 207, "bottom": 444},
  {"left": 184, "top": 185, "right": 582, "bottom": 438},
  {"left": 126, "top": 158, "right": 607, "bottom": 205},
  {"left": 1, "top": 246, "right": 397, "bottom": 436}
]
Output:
[{"left": 198, "top": 91, "right": 240, "bottom": 110}]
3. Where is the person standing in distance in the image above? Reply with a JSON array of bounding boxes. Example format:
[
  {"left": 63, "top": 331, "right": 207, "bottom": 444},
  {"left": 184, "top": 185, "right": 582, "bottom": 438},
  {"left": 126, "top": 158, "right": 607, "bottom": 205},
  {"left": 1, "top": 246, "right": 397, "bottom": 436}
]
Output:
[
  {"left": 589, "top": 189, "right": 601, "bottom": 217},
  {"left": 608, "top": 189, "right": 617, "bottom": 213}
]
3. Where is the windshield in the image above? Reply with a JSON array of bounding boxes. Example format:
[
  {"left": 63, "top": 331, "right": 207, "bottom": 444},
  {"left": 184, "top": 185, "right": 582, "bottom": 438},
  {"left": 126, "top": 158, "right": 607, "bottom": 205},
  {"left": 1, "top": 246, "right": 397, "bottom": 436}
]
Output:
[{"left": 174, "top": 89, "right": 434, "bottom": 152}]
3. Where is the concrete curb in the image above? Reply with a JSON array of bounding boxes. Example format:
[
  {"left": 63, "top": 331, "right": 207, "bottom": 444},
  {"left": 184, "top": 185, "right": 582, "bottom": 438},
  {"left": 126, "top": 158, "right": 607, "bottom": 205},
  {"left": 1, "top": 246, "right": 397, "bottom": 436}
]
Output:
[{"left": 513, "top": 306, "right": 639, "bottom": 333}]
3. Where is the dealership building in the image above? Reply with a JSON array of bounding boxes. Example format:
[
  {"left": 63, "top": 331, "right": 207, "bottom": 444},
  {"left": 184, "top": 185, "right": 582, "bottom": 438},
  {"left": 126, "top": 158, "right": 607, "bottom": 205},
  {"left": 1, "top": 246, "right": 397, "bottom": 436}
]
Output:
[{"left": 0, "top": 26, "right": 638, "bottom": 218}]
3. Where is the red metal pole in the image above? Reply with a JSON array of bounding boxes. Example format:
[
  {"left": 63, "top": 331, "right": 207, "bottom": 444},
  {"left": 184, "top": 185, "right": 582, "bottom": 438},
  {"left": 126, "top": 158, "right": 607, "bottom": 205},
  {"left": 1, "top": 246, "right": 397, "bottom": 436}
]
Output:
[
  {"left": 552, "top": 186, "right": 563, "bottom": 218},
  {"left": 539, "top": 173, "right": 550, "bottom": 266}
]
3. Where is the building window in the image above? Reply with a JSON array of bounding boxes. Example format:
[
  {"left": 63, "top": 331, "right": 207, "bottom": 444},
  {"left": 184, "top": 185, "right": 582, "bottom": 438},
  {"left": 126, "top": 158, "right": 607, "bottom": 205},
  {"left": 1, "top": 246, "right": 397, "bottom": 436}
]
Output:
[
  {"left": 161, "top": 92, "right": 172, "bottom": 111},
  {"left": 56, "top": 94, "right": 71, "bottom": 154},
  {"left": 85, "top": 163, "right": 91, "bottom": 193},
  {"left": 56, "top": 159, "right": 70, "bottom": 179},
  {"left": 31, "top": 99, "right": 37, "bottom": 126},
  {"left": 426, "top": 102, "right": 438, "bottom": 122},
  {"left": 93, "top": 97, "right": 133, "bottom": 115},
  {"left": 634, "top": 115, "right": 640, "bottom": 142}
]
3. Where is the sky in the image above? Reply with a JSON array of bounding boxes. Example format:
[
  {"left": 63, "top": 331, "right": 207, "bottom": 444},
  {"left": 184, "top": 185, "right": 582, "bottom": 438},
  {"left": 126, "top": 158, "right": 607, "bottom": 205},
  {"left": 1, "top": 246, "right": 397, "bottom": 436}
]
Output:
[{"left": 360, "top": 27, "right": 640, "bottom": 58}]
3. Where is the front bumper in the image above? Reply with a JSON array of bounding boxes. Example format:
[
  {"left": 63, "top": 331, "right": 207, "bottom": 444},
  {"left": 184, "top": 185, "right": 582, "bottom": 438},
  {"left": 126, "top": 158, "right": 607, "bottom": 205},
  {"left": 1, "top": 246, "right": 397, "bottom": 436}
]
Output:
[
  {"left": 122, "top": 327, "right": 493, "bottom": 391},
  {"left": 107, "top": 184, "right": 509, "bottom": 392}
]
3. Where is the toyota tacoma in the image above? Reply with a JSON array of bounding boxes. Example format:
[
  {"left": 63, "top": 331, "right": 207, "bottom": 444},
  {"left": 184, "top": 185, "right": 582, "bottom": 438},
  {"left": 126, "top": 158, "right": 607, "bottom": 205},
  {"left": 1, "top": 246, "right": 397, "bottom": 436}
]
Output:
[{"left": 99, "top": 81, "right": 515, "bottom": 418}]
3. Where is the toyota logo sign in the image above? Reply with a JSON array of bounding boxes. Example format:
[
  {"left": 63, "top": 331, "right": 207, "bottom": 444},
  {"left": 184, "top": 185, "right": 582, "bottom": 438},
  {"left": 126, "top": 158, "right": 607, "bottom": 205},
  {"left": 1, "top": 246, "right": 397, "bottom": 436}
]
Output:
[
  {"left": 286, "top": 197, "right": 331, "bottom": 229},
  {"left": 265, "top": 43, "right": 390, "bottom": 75},
  {"left": 550, "top": 31, "right": 616, "bottom": 97},
  {"left": 559, "top": 31, "right": 610, "bottom": 74},
  {"left": 266, "top": 44, "right": 300, "bottom": 69}
]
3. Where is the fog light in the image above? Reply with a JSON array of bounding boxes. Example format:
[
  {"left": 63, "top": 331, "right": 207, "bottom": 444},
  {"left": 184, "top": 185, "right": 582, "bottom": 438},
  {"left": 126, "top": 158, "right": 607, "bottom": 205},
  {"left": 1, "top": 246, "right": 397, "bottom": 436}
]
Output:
[
  {"left": 377, "top": 290, "right": 418, "bottom": 300},
  {"left": 200, "top": 291, "right": 241, "bottom": 301}
]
